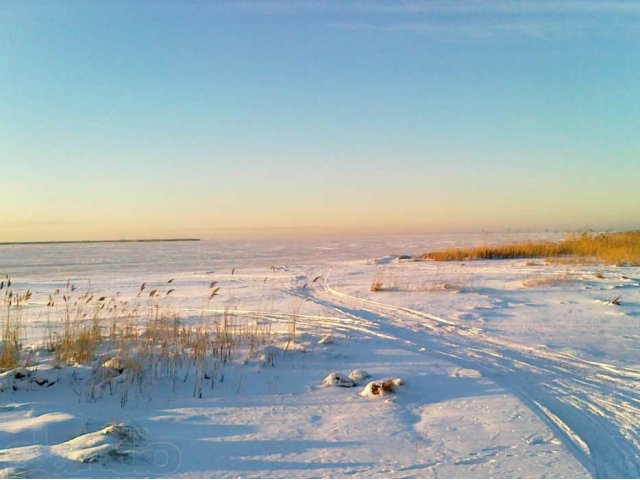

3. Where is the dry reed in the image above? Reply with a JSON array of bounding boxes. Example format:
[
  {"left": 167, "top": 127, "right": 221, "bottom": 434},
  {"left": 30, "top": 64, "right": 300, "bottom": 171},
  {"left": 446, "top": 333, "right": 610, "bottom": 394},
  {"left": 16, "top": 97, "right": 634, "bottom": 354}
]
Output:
[
  {"left": 421, "top": 231, "right": 640, "bottom": 265},
  {"left": 1, "top": 277, "right": 28, "bottom": 370},
  {"left": 2, "top": 278, "right": 284, "bottom": 404}
]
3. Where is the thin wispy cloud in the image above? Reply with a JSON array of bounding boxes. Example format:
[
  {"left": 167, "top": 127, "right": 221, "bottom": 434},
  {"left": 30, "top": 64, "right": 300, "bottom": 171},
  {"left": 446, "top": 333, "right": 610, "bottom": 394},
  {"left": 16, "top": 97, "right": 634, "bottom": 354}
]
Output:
[
  {"left": 229, "top": 0, "right": 640, "bottom": 15},
  {"left": 328, "top": 20, "right": 554, "bottom": 39},
  {"left": 225, "top": 1, "right": 640, "bottom": 40},
  {"left": 330, "top": 17, "right": 635, "bottom": 40}
]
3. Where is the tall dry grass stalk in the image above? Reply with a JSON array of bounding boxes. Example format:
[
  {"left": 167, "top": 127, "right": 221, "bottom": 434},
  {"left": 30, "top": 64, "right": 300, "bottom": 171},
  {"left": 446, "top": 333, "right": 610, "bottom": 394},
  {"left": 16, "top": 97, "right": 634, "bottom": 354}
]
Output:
[
  {"left": 421, "top": 231, "right": 640, "bottom": 265},
  {"left": 284, "top": 298, "right": 305, "bottom": 352},
  {"left": 1, "top": 277, "right": 29, "bottom": 370}
]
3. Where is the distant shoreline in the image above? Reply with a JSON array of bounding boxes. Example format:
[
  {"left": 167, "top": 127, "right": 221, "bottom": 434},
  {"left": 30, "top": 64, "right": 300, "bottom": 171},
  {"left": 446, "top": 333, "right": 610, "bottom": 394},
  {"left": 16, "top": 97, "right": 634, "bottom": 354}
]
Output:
[{"left": 0, "top": 238, "right": 201, "bottom": 246}]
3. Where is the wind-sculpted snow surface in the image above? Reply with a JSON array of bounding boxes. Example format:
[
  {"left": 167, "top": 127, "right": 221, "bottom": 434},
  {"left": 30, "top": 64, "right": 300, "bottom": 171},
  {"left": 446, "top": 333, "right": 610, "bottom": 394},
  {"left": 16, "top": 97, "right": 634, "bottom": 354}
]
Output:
[{"left": 302, "top": 278, "right": 640, "bottom": 478}]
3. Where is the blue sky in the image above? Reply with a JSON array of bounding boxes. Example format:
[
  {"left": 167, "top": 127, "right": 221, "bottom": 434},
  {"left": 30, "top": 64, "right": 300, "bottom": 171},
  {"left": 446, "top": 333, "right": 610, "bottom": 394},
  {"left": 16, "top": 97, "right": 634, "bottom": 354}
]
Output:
[{"left": 1, "top": 1, "right": 639, "bottom": 240}]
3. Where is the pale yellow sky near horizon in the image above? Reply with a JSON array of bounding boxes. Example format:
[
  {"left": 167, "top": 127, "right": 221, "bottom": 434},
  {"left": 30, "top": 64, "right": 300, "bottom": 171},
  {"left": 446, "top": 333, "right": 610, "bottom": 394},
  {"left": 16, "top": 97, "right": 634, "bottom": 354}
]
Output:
[
  {"left": 2, "top": 186, "right": 638, "bottom": 242},
  {"left": 4, "top": 144, "right": 639, "bottom": 243}
]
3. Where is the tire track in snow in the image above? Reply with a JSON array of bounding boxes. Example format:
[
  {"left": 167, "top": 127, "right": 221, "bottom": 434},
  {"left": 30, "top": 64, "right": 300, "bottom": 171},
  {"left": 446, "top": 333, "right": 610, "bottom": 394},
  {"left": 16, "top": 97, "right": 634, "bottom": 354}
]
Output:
[
  {"left": 180, "top": 308, "right": 395, "bottom": 340},
  {"left": 300, "top": 279, "right": 640, "bottom": 479}
]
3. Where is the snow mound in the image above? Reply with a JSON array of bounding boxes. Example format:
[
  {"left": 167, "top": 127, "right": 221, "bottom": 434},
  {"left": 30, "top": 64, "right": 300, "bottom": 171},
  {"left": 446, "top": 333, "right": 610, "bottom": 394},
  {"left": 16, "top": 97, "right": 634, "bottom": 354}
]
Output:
[
  {"left": 260, "top": 345, "right": 283, "bottom": 366},
  {"left": 30, "top": 373, "right": 56, "bottom": 387},
  {"left": 318, "top": 334, "right": 334, "bottom": 345},
  {"left": 322, "top": 372, "right": 356, "bottom": 388},
  {"left": 451, "top": 368, "right": 483, "bottom": 378},
  {"left": 373, "top": 255, "right": 413, "bottom": 265},
  {"left": 260, "top": 341, "right": 308, "bottom": 366},
  {"left": 0, "top": 422, "right": 147, "bottom": 477},
  {"left": 360, "top": 378, "right": 405, "bottom": 397},
  {"left": 53, "top": 423, "right": 147, "bottom": 463},
  {"left": 348, "top": 369, "right": 370, "bottom": 382},
  {"left": 102, "top": 357, "right": 125, "bottom": 373},
  {"left": 282, "top": 339, "right": 308, "bottom": 353},
  {"left": 373, "top": 255, "right": 397, "bottom": 265},
  {"left": 0, "top": 367, "right": 58, "bottom": 391}
]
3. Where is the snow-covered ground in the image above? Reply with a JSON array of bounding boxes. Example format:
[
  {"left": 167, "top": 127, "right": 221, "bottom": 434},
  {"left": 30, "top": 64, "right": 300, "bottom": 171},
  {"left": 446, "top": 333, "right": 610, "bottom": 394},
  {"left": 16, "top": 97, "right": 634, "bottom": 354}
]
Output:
[{"left": 1, "top": 234, "right": 638, "bottom": 478}]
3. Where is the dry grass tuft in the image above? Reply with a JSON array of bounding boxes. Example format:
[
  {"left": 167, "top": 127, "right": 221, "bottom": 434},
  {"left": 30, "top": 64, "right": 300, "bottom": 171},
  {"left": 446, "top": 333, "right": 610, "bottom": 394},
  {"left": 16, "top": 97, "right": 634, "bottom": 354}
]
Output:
[
  {"left": 522, "top": 273, "right": 575, "bottom": 288},
  {"left": 370, "top": 270, "right": 385, "bottom": 292},
  {"left": 369, "top": 269, "right": 404, "bottom": 292},
  {"left": 370, "top": 268, "right": 465, "bottom": 293},
  {"left": 421, "top": 231, "right": 640, "bottom": 266}
]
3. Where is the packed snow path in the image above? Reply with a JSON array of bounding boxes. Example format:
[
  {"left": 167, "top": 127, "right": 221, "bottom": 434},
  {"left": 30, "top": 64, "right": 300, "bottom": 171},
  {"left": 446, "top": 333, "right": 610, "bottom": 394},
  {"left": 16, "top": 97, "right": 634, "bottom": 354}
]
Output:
[{"left": 297, "top": 278, "right": 640, "bottom": 479}]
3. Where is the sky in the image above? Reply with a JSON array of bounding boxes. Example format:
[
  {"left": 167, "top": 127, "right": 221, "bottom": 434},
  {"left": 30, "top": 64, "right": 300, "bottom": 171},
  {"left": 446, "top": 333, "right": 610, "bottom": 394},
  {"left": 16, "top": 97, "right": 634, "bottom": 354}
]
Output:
[{"left": 1, "top": 0, "right": 639, "bottom": 241}]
